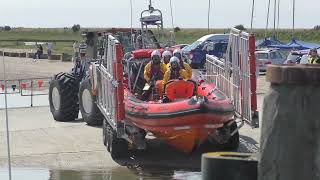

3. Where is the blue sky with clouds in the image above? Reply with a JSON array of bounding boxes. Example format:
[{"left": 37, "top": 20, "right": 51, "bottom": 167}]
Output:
[{"left": 0, "top": 0, "right": 317, "bottom": 28}]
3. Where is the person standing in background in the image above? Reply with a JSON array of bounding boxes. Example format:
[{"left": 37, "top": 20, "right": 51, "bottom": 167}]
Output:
[
  {"left": 308, "top": 48, "right": 320, "bottom": 64},
  {"left": 33, "top": 44, "right": 43, "bottom": 61},
  {"left": 47, "top": 42, "right": 53, "bottom": 57}
]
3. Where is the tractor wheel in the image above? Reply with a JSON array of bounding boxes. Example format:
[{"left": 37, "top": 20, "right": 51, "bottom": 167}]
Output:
[
  {"left": 108, "top": 127, "right": 129, "bottom": 159},
  {"left": 204, "top": 121, "right": 240, "bottom": 151},
  {"left": 79, "top": 77, "right": 103, "bottom": 126},
  {"left": 102, "top": 119, "right": 111, "bottom": 152},
  {"left": 49, "top": 72, "right": 79, "bottom": 121},
  {"left": 220, "top": 121, "right": 240, "bottom": 151}
]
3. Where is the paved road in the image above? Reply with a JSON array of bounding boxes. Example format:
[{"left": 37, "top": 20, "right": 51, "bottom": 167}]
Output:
[
  {"left": 0, "top": 57, "right": 72, "bottom": 80},
  {"left": 0, "top": 57, "right": 266, "bottom": 171},
  {"left": 0, "top": 94, "right": 262, "bottom": 170}
]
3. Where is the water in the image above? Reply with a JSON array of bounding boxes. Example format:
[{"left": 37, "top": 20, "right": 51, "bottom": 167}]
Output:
[
  {"left": 0, "top": 167, "right": 201, "bottom": 180},
  {"left": 0, "top": 168, "right": 49, "bottom": 180},
  {"left": 0, "top": 89, "right": 48, "bottom": 109}
]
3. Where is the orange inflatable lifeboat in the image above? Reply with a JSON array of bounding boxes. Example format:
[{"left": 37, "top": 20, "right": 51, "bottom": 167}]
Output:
[{"left": 124, "top": 78, "right": 236, "bottom": 152}]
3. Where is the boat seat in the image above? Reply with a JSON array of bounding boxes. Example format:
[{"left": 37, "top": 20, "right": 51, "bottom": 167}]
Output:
[{"left": 165, "top": 80, "right": 195, "bottom": 101}]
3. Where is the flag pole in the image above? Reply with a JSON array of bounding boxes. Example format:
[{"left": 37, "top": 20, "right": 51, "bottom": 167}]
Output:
[{"left": 2, "top": 50, "right": 12, "bottom": 180}]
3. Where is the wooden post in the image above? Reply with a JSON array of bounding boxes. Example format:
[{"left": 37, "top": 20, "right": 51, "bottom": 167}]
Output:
[{"left": 259, "top": 64, "right": 320, "bottom": 180}]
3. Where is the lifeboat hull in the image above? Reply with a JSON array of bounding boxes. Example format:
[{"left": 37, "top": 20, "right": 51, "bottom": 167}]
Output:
[{"left": 124, "top": 83, "right": 235, "bottom": 152}]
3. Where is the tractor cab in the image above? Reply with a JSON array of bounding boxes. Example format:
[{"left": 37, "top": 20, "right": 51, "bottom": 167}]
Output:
[{"left": 81, "top": 29, "right": 137, "bottom": 58}]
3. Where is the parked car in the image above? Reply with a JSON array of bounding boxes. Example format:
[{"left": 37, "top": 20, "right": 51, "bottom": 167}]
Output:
[
  {"left": 255, "top": 49, "right": 286, "bottom": 71},
  {"left": 182, "top": 34, "right": 229, "bottom": 68}
]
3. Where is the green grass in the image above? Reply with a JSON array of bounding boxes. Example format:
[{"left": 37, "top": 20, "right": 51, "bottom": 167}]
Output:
[
  {"left": 0, "top": 28, "right": 82, "bottom": 54},
  {"left": 0, "top": 28, "right": 319, "bottom": 54}
]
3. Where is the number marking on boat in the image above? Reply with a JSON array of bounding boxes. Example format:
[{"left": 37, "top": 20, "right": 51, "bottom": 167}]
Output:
[{"left": 174, "top": 126, "right": 191, "bottom": 130}]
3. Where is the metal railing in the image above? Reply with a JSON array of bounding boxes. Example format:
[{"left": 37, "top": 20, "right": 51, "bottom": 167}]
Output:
[
  {"left": 205, "top": 56, "right": 240, "bottom": 113},
  {"left": 96, "top": 65, "right": 117, "bottom": 128},
  {"left": 0, "top": 77, "right": 51, "bottom": 108},
  {"left": 205, "top": 28, "right": 259, "bottom": 128},
  {"left": 95, "top": 35, "right": 125, "bottom": 130}
]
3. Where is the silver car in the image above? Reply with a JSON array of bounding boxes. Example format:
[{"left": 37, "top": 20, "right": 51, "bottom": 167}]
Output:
[{"left": 255, "top": 49, "right": 286, "bottom": 71}]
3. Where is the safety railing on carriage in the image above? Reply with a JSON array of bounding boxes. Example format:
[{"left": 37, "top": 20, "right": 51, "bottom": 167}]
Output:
[
  {"left": 0, "top": 77, "right": 52, "bottom": 107},
  {"left": 205, "top": 55, "right": 253, "bottom": 126},
  {"left": 96, "top": 65, "right": 117, "bottom": 124},
  {"left": 202, "top": 62, "right": 241, "bottom": 113}
]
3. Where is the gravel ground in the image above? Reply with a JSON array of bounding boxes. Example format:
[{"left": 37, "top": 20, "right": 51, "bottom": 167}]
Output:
[
  {"left": 0, "top": 105, "right": 262, "bottom": 170},
  {"left": 0, "top": 57, "right": 72, "bottom": 80}
]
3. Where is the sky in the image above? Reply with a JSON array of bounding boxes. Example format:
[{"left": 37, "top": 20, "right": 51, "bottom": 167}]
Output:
[{"left": 0, "top": 0, "right": 318, "bottom": 29}]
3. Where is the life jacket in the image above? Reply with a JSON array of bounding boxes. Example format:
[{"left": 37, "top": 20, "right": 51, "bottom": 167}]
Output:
[
  {"left": 150, "top": 63, "right": 164, "bottom": 80},
  {"left": 169, "top": 68, "right": 181, "bottom": 80},
  {"left": 179, "top": 60, "right": 185, "bottom": 70},
  {"left": 309, "top": 56, "right": 320, "bottom": 64}
]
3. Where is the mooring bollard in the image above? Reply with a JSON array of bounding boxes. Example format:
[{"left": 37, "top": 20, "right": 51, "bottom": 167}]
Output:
[
  {"left": 259, "top": 64, "right": 320, "bottom": 180},
  {"left": 202, "top": 152, "right": 258, "bottom": 180}
]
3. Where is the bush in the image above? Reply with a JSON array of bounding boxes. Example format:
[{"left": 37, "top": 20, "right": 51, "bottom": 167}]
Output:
[
  {"left": 174, "top": 27, "right": 181, "bottom": 33},
  {"left": 72, "top": 24, "right": 81, "bottom": 32},
  {"left": 4, "top": 26, "right": 11, "bottom": 31},
  {"left": 314, "top": 25, "right": 320, "bottom": 30},
  {"left": 234, "top": 24, "right": 246, "bottom": 31}
]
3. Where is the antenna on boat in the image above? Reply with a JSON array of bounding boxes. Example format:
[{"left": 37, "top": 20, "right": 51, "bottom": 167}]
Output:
[
  {"left": 2, "top": 50, "right": 12, "bottom": 180},
  {"left": 148, "top": 0, "right": 154, "bottom": 11}
]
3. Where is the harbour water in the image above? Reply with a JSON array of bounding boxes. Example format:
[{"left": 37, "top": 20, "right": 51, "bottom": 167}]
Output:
[
  {"left": 0, "top": 167, "right": 201, "bottom": 180},
  {"left": 0, "top": 89, "right": 202, "bottom": 179}
]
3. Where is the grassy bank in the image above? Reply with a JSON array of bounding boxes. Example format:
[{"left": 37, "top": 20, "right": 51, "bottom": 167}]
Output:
[
  {"left": 0, "top": 28, "right": 319, "bottom": 54},
  {"left": 0, "top": 28, "right": 82, "bottom": 54}
]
